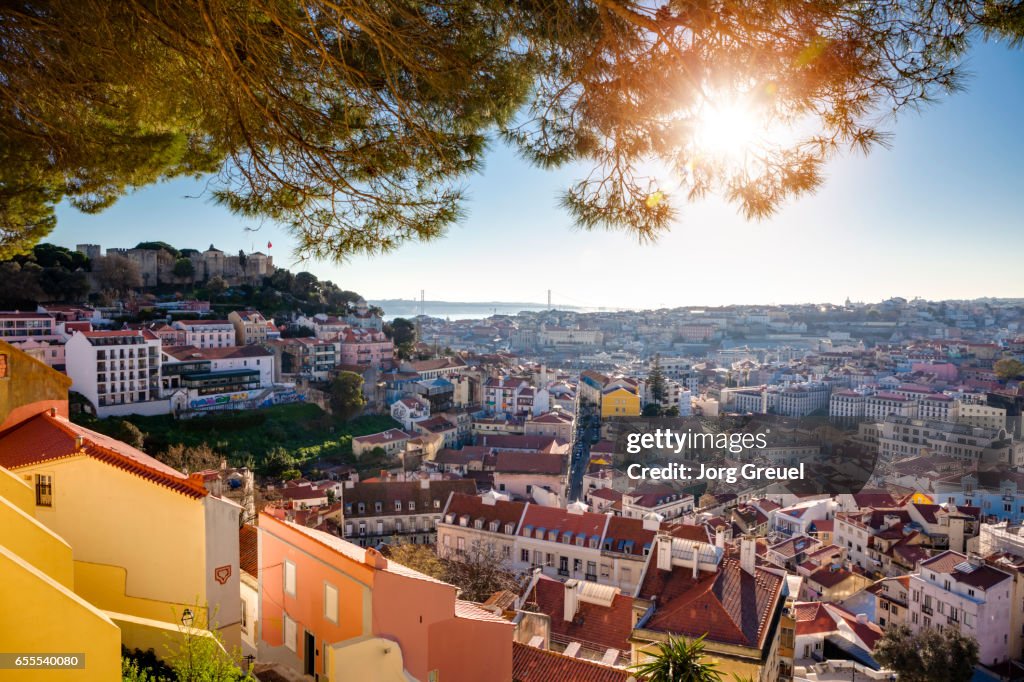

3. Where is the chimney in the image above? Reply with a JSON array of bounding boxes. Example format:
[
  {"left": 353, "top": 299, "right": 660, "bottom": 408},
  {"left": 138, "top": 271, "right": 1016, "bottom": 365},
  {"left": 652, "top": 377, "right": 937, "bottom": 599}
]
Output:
[
  {"left": 642, "top": 512, "right": 663, "bottom": 531},
  {"left": 656, "top": 533, "right": 672, "bottom": 571},
  {"left": 49, "top": 406, "right": 58, "bottom": 417},
  {"left": 856, "top": 613, "right": 868, "bottom": 625},
  {"left": 740, "top": 535, "right": 757, "bottom": 576},
  {"left": 563, "top": 580, "right": 580, "bottom": 622},
  {"left": 715, "top": 527, "right": 726, "bottom": 549},
  {"left": 74, "top": 435, "right": 84, "bottom": 450}
]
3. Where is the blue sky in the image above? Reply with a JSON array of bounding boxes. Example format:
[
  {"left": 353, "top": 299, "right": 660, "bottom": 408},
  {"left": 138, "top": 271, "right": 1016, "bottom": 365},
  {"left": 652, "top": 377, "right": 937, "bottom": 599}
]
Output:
[{"left": 51, "top": 41, "right": 1024, "bottom": 309}]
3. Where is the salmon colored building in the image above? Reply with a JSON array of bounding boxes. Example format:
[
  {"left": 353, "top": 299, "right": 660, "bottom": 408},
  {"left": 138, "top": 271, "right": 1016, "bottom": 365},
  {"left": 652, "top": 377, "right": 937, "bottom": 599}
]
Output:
[{"left": 258, "top": 512, "right": 514, "bottom": 681}]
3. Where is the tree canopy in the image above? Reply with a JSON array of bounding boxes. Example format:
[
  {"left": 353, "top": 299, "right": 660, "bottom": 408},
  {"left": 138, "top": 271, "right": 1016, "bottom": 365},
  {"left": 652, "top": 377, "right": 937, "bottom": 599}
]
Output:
[
  {"left": 2, "top": 1, "right": 1022, "bottom": 260},
  {"left": 873, "top": 624, "right": 979, "bottom": 682}
]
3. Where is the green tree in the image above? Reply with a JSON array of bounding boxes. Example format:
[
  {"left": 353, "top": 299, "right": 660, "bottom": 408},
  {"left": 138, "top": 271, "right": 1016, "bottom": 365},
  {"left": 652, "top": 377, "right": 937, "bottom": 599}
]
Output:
[
  {"left": 261, "top": 447, "right": 296, "bottom": 478},
  {"left": 386, "top": 318, "right": 417, "bottom": 360},
  {"left": 631, "top": 635, "right": 722, "bottom": 682},
  {"left": 37, "top": 267, "right": 90, "bottom": 302},
  {"left": 874, "top": 625, "right": 979, "bottom": 682},
  {"left": 3, "top": 1, "right": 1017, "bottom": 259},
  {"left": 161, "top": 443, "right": 222, "bottom": 474},
  {"left": 135, "top": 242, "right": 180, "bottom": 258},
  {"left": 994, "top": 358, "right": 1024, "bottom": 380},
  {"left": 168, "top": 607, "right": 255, "bottom": 682},
  {"left": 116, "top": 421, "right": 146, "bottom": 450},
  {"left": 642, "top": 402, "right": 664, "bottom": 417},
  {"left": 648, "top": 356, "right": 667, "bottom": 404},
  {"left": 173, "top": 258, "right": 195, "bottom": 281},
  {"left": 330, "top": 372, "right": 367, "bottom": 421},
  {"left": 206, "top": 275, "right": 228, "bottom": 300}
]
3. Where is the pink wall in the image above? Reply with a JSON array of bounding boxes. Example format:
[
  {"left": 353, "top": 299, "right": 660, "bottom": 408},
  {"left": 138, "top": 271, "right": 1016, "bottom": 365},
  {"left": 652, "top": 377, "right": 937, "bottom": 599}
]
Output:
[
  {"left": 428, "top": 615, "right": 513, "bottom": 682},
  {"left": 911, "top": 362, "right": 958, "bottom": 381}
]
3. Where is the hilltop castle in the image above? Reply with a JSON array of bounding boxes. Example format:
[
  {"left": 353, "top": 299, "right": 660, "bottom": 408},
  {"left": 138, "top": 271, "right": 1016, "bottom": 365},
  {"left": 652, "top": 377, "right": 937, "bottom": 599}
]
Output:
[{"left": 77, "top": 243, "right": 275, "bottom": 287}]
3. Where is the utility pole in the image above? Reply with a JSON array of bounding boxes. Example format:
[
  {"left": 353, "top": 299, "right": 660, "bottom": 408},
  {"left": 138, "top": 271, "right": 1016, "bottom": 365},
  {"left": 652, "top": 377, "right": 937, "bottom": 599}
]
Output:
[{"left": 547, "top": 289, "right": 552, "bottom": 310}]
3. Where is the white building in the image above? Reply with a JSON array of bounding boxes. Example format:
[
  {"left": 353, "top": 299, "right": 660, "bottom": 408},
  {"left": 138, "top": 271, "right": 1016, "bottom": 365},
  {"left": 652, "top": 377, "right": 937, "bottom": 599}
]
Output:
[
  {"left": 909, "top": 551, "right": 1012, "bottom": 667},
  {"left": 65, "top": 330, "right": 166, "bottom": 417},
  {"left": 173, "top": 319, "right": 236, "bottom": 348}
]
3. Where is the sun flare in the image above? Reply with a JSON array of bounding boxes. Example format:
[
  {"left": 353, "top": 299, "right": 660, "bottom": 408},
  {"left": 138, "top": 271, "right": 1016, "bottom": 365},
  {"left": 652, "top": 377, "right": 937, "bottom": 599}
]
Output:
[{"left": 695, "top": 99, "right": 764, "bottom": 161}]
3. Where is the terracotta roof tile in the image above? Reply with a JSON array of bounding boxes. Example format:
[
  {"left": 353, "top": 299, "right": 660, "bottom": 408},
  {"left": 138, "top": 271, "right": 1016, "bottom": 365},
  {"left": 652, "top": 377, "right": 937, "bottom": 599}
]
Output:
[
  {"left": 239, "top": 525, "right": 258, "bottom": 576},
  {"left": 0, "top": 411, "right": 206, "bottom": 499},
  {"left": 528, "top": 576, "right": 633, "bottom": 652},
  {"left": 512, "top": 643, "right": 628, "bottom": 682},
  {"left": 638, "top": 557, "right": 784, "bottom": 649}
]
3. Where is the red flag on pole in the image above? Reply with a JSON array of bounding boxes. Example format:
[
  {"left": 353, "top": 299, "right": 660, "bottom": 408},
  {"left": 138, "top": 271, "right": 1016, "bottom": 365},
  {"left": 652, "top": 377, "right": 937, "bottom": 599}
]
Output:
[{"left": 267, "top": 241, "right": 272, "bottom": 249}]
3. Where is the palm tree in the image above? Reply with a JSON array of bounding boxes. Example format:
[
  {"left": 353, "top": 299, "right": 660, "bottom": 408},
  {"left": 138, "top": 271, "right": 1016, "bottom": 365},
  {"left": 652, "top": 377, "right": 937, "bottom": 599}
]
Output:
[{"left": 631, "top": 635, "right": 722, "bottom": 682}]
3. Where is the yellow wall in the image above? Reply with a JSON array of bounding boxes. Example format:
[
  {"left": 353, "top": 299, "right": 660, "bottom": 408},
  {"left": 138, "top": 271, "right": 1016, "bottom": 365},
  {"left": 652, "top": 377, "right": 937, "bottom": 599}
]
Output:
[
  {"left": 0, "top": 339, "right": 71, "bottom": 430},
  {"left": 0, "top": 545, "right": 120, "bottom": 682},
  {"left": 601, "top": 388, "right": 640, "bottom": 418},
  {"left": 14, "top": 456, "right": 209, "bottom": 622},
  {"left": 0, "top": 495, "right": 74, "bottom": 588},
  {"left": 327, "top": 636, "right": 412, "bottom": 682},
  {"left": 0, "top": 465, "right": 35, "bottom": 515}
]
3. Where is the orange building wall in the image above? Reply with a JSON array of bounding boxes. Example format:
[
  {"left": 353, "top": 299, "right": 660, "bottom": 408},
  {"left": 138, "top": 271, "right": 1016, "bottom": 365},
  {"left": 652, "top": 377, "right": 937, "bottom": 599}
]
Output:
[{"left": 259, "top": 515, "right": 373, "bottom": 675}]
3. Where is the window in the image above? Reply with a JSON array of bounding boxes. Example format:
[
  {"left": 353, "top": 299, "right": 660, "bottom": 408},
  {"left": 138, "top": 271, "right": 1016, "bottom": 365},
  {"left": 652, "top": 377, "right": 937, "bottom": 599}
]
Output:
[
  {"left": 241, "top": 599, "right": 248, "bottom": 634},
  {"left": 521, "top": 549, "right": 529, "bottom": 563},
  {"left": 410, "top": 501, "right": 416, "bottom": 511},
  {"left": 283, "top": 613, "right": 297, "bottom": 652},
  {"left": 35, "top": 474, "right": 53, "bottom": 507},
  {"left": 433, "top": 500, "right": 440, "bottom": 509},
  {"left": 457, "top": 537, "right": 466, "bottom": 552},
  {"left": 284, "top": 560, "right": 297, "bottom": 597},
  {"left": 375, "top": 502, "right": 383, "bottom": 513},
  {"left": 395, "top": 500, "right": 403, "bottom": 511},
  {"left": 324, "top": 583, "right": 339, "bottom": 623}
]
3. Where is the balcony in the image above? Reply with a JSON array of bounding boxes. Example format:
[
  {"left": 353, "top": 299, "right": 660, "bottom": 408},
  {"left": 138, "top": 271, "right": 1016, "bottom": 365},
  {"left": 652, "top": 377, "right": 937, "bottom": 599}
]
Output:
[
  {"left": 922, "top": 605, "right": 933, "bottom": 615},
  {"left": 585, "top": 573, "right": 597, "bottom": 581}
]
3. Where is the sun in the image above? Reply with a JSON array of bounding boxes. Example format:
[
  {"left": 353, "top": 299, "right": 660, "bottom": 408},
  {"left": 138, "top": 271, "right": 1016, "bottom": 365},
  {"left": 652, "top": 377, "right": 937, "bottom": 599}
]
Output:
[{"left": 694, "top": 98, "right": 765, "bottom": 161}]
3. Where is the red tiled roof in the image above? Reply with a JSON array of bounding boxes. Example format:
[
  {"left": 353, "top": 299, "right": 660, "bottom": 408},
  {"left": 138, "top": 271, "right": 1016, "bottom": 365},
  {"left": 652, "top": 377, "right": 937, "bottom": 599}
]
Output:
[
  {"left": 240, "top": 525, "right": 258, "bottom": 576},
  {"left": 794, "top": 602, "right": 837, "bottom": 636},
  {"left": 638, "top": 557, "right": 784, "bottom": 649},
  {"left": 0, "top": 411, "right": 206, "bottom": 498},
  {"left": 512, "top": 643, "right": 628, "bottom": 682},
  {"left": 520, "top": 505, "right": 608, "bottom": 541},
  {"left": 603, "top": 516, "right": 656, "bottom": 557},
  {"left": 444, "top": 493, "right": 527, "bottom": 529},
  {"left": 528, "top": 576, "right": 633, "bottom": 651},
  {"left": 665, "top": 523, "right": 712, "bottom": 543},
  {"left": 806, "top": 565, "right": 857, "bottom": 589},
  {"left": 494, "top": 452, "right": 565, "bottom": 476},
  {"left": 352, "top": 429, "right": 413, "bottom": 445}
]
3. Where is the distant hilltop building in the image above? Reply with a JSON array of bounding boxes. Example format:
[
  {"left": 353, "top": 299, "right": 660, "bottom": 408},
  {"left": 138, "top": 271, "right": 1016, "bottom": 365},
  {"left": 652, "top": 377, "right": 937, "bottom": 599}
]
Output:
[{"left": 76, "top": 243, "right": 274, "bottom": 287}]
